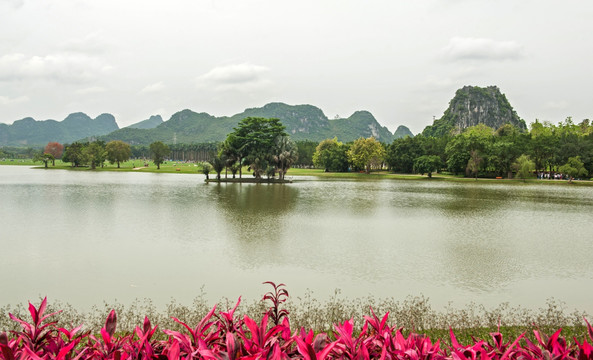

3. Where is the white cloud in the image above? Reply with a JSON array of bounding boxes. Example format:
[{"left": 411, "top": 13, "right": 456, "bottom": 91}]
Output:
[
  {"left": 0, "top": 95, "right": 29, "bottom": 105},
  {"left": 0, "top": 52, "right": 112, "bottom": 84},
  {"left": 544, "top": 100, "right": 569, "bottom": 110},
  {"left": 60, "top": 32, "right": 110, "bottom": 55},
  {"left": 75, "top": 86, "right": 106, "bottom": 95},
  {"left": 196, "top": 63, "right": 272, "bottom": 92},
  {"left": 442, "top": 37, "right": 524, "bottom": 61},
  {"left": 140, "top": 81, "right": 165, "bottom": 94},
  {"left": 1, "top": 0, "right": 24, "bottom": 9}
]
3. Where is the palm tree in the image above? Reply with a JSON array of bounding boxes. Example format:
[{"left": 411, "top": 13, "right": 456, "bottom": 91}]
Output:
[
  {"left": 273, "top": 136, "right": 298, "bottom": 180},
  {"left": 211, "top": 155, "right": 226, "bottom": 180}
]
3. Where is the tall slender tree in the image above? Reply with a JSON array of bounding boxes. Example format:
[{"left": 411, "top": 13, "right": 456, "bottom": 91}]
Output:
[{"left": 149, "top": 141, "right": 170, "bottom": 169}]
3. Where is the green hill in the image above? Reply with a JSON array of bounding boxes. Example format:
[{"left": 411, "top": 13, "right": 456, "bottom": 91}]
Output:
[
  {"left": 328, "top": 111, "right": 394, "bottom": 142},
  {"left": 0, "top": 112, "right": 119, "bottom": 146},
  {"left": 393, "top": 125, "right": 414, "bottom": 139},
  {"left": 100, "top": 103, "right": 396, "bottom": 145},
  {"left": 126, "top": 115, "right": 163, "bottom": 129}
]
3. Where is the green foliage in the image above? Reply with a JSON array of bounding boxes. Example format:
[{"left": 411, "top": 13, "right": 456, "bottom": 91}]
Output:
[
  {"left": 105, "top": 140, "right": 132, "bottom": 168},
  {"left": 223, "top": 117, "right": 288, "bottom": 179},
  {"left": 149, "top": 141, "right": 170, "bottom": 170},
  {"left": 386, "top": 136, "right": 424, "bottom": 173},
  {"left": 33, "top": 152, "right": 54, "bottom": 168},
  {"left": 211, "top": 155, "right": 226, "bottom": 180},
  {"left": 200, "top": 162, "right": 213, "bottom": 179},
  {"left": 466, "top": 150, "right": 482, "bottom": 179},
  {"left": 62, "top": 142, "right": 86, "bottom": 167},
  {"left": 313, "top": 138, "right": 350, "bottom": 172},
  {"left": 413, "top": 155, "right": 441, "bottom": 177},
  {"left": 83, "top": 142, "right": 106, "bottom": 169},
  {"left": 513, "top": 154, "right": 536, "bottom": 181},
  {"left": 559, "top": 156, "right": 588, "bottom": 181},
  {"left": 347, "top": 137, "right": 385, "bottom": 174},
  {"left": 295, "top": 140, "right": 317, "bottom": 166},
  {"left": 445, "top": 135, "right": 470, "bottom": 174},
  {"left": 273, "top": 136, "right": 299, "bottom": 180}
]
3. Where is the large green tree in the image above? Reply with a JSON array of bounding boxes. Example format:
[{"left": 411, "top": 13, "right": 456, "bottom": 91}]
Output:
[
  {"left": 385, "top": 136, "right": 424, "bottom": 173},
  {"left": 347, "top": 137, "right": 385, "bottom": 174},
  {"left": 413, "top": 155, "right": 441, "bottom": 178},
  {"left": 62, "top": 142, "right": 86, "bottom": 167},
  {"left": 33, "top": 152, "right": 54, "bottom": 168},
  {"left": 312, "top": 138, "right": 350, "bottom": 172},
  {"left": 528, "top": 120, "right": 557, "bottom": 172},
  {"left": 84, "top": 142, "right": 106, "bottom": 170},
  {"left": 559, "top": 156, "right": 588, "bottom": 182},
  {"left": 513, "top": 154, "right": 535, "bottom": 182},
  {"left": 105, "top": 140, "right": 131, "bottom": 168},
  {"left": 222, "top": 117, "right": 288, "bottom": 179},
  {"left": 466, "top": 150, "right": 482, "bottom": 180},
  {"left": 149, "top": 141, "right": 170, "bottom": 169}
]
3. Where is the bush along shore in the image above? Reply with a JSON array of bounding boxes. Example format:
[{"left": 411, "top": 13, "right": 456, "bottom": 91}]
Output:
[
  {"left": 205, "top": 177, "right": 292, "bottom": 184},
  {"left": 1, "top": 283, "right": 593, "bottom": 360}
]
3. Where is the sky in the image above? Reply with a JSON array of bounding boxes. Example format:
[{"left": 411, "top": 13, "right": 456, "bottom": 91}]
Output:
[{"left": 1, "top": 0, "right": 592, "bottom": 135}]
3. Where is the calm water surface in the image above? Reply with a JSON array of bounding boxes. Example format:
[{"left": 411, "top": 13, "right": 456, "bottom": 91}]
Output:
[{"left": 1, "top": 165, "right": 592, "bottom": 312}]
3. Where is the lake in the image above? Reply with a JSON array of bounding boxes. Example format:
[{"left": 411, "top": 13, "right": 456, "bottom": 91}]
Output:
[{"left": 1, "top": 165, "right": 592, "bottom": 313}]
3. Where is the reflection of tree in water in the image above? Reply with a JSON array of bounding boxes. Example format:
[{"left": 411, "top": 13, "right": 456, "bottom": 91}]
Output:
[
  {"left": 211, "top": 183, "right": 299, "bottom": 242},
  {"left": 437, "top": 185, "right": 509, "bottom": 217}
]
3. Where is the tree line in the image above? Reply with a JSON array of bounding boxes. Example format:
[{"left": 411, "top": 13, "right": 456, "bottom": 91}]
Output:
[
  {"left": 384, "top": 118, "right": 593, "bottom": 180},
  {"left": 18, "top": 116, "right": 593, "bottom": 181}
]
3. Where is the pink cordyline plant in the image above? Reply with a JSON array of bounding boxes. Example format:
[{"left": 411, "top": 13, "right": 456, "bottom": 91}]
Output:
[{"left": 2, "top": 294, "right": 593, "bottom": 360}]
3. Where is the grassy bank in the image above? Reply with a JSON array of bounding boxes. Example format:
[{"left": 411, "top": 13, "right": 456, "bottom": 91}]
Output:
[
  {"left": 1, "top": 293, "right": 590, "bottom": 343},
  {"left": 2, "top": 158, "right": 592, "bottom": 185}
]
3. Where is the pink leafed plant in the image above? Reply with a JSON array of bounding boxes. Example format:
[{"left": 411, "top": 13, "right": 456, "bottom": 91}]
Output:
[{"left": 2, "top": 291, "right": 593, "bottom": 360}]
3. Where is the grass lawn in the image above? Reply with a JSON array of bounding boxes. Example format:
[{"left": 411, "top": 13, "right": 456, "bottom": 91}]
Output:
[{"left": 2, "top": 158, "right": 592, "bottom": 185}]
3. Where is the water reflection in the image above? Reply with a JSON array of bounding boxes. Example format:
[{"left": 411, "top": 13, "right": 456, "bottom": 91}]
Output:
[
  {"left": 209, "top": 183, "right": 299, "bottom": 267},
  {"left": 2, "top": 166, "right": 593, "bottom": 313}
]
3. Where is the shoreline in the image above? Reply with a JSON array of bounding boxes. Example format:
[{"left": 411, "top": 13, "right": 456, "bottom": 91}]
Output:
[{"left": 1, "top": 161, "right": 592, "bottom": 186}]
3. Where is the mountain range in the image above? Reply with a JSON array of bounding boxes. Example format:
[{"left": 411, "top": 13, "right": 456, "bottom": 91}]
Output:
[
  {"left": 0, "top": 85, "right": 526, "bottom": 147},
  {"left": 0, "top": 113, "right": 118, "bottom": 146},
  {"left": 0, "top": 103, "right": 407, "bottom": 146}
]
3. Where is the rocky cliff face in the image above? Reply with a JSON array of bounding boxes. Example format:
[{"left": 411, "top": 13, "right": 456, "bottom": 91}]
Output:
[{"left": 423, "top": 86, "right": 526, "bottom": 137}]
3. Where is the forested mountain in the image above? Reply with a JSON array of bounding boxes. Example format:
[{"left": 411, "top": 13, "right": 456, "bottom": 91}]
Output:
[
  {"left": 0, "top": 113, "right": 118, "bottom": 146},
  {"left": 328, "top": 111, "right": 394, "bottom": 142},
  {"left": 394, "top": 125, "right": 414, "bottom": 139},
  {"left": 1, "top": 102, "right": 406, "bottom": 147},
  {"left": 126, "top": 115, "right": 163, "bottom": 129},
  {"left": 100, "top": 103, "right": 396, "bottom": 145},
  {"left": 422, "top": 86, "right": 526, "bottom": 137}
]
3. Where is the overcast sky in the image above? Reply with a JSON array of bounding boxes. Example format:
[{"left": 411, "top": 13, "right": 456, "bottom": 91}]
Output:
[{"left": 1, "top": 0, "right": 592, "bottom": 134}]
